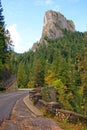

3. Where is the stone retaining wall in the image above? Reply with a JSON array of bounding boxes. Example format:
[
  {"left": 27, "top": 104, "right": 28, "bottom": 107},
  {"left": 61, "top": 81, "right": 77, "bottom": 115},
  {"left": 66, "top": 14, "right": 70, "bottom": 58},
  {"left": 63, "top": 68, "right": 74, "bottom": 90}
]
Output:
[
  {"left": 55, "top": 109, "right": 87, "bottom": 124},
  {"left": 29, "top": 88, "right": 87, "bottom": 124}
]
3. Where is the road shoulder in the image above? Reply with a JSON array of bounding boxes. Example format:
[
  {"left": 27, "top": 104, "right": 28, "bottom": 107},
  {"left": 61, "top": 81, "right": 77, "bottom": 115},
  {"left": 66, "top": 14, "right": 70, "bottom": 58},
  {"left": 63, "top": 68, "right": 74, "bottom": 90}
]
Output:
[{"left": 23, "top": 95, "right": 43, "bottom": 117}]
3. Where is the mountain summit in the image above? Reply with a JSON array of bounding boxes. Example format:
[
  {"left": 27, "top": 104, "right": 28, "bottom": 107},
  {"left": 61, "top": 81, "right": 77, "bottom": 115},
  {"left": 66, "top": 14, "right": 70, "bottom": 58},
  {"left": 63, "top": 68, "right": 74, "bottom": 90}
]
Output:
[
  {"left": 41, "top": 10, "right": 75, "bottom": 39},
  {"left": 32, "top": 10, "right": 75, "bottom": 51}
]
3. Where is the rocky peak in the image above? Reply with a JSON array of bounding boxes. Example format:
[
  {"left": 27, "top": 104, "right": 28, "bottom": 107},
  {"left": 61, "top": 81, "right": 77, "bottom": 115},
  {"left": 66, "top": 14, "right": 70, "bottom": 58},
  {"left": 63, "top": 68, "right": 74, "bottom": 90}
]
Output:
[
  {"left": 41, "top": 10, "right": 75, "bottom": 41},
  {"left": 32, "top": 10, "right": 75, "bottom": 51}
]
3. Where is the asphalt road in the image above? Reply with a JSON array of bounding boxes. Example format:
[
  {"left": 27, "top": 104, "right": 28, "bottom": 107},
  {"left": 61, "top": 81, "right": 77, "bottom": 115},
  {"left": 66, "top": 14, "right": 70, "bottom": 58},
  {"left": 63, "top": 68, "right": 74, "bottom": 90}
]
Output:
[{"left": 0, "top": 90, "right": 29, "bottom": 124}]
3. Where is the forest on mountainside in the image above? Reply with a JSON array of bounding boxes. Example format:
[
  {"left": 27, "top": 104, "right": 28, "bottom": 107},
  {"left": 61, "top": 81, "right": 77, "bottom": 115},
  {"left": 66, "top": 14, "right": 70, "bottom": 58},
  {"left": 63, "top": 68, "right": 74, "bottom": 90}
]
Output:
[
  {"left": 0, "top": 0, "right": 87, "bottom": 117},
  {"left": 0, "top": 0, "right": 13, "bottom": 90},
  {"left": 11, "top": 30, "right": 87, "bottom": 115}
]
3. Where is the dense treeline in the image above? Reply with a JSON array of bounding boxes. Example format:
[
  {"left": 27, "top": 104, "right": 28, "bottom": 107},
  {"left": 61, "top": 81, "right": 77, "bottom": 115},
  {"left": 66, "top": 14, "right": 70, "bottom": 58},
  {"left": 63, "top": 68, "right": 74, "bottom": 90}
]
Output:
[
  {"left": 0, "top": 0, "right": 13, "bottom": 88},
  {"left": 11, "top": 30, "right": 87, "bottom": 115},
  {"left": 0, "top": 0, "right": 86, "bottom": 118}
]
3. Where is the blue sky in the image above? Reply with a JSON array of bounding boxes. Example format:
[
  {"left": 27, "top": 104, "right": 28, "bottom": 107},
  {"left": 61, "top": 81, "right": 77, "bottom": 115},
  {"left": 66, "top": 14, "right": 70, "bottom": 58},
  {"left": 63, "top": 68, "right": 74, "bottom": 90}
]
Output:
[{"left": 2, "top": 0, "right": 87, "bottom": 53}]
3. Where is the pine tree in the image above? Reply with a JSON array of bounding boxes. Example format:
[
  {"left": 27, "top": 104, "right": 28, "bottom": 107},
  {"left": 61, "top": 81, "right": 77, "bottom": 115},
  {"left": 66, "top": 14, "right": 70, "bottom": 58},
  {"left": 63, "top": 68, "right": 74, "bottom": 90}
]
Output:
[
  {"left": 0, "top": 0, "right": 13, "bottom": 87},
  {"left": 17, "top": 63, "right": 28, "bottom": 88},
  {"left": 33, "top": 58, "right": 45, "bottom": 87},
  {"left": 0, "top": 0, "right": 6, "bottom": 64},
  {"left": 79, "top": 33, "right": 87, "bottom": 115},
  {"left": 0, "top": 0, "right": 6, "bottom": 85}
]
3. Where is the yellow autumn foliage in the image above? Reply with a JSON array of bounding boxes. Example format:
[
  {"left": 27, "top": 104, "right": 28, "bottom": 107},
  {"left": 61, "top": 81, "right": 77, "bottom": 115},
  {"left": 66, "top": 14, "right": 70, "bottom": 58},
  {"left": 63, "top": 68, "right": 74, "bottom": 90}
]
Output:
[{"left": 45, "top": 69, "right": 55, "bottom": 85}]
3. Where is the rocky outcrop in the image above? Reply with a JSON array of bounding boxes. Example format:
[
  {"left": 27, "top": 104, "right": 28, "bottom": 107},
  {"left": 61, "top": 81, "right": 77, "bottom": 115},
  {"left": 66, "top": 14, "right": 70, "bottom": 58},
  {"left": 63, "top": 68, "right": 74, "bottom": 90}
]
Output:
[
  {"left": 32, "top": 10, "right": 75, "bottom": 51},
  {"left": 32, "top": 42, "right": 39, "bottom": 52},
  {"left": 41, "top": 10, "right": 75, "bottom": 41}
]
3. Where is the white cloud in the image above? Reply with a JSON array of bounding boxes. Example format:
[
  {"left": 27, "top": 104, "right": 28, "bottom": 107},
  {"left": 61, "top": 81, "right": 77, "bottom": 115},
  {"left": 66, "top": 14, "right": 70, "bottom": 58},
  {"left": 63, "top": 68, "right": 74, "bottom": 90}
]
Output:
[
  {"left": 7, "top": 24, "right": 29, "bottom": 53},
  {"left": 15, "top": 44, "right": 28, "bottom": 53},
  {"left": 8, "top": 24, "right": 21, "bottom": 45}
]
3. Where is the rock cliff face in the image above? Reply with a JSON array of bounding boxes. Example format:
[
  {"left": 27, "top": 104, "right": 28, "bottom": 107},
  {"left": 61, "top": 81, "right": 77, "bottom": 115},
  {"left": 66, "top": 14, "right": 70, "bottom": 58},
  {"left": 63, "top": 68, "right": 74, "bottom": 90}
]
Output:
[
  {"left": 32, "top": 10, "right": 75, "bottom": 51},
  {"left": 41, "top": 10, "right": 75, "bottom": 41}
]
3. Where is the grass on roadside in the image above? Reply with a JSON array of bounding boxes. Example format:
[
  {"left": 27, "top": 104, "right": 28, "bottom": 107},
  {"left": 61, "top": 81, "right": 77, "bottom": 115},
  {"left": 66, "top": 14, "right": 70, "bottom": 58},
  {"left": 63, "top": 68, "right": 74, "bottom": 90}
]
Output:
[
  {"left": 42, "top": 109, "right": 87, "bottom": 130},
  {"left": 54, "top": 117, "right": 87, "bottom": 130}
]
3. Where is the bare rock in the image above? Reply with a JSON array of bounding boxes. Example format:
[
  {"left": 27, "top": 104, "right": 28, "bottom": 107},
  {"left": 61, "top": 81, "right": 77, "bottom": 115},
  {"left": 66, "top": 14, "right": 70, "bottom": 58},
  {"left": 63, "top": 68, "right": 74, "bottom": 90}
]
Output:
[
  {"left": 32, "top": 10, "right": 75, "bottom": 51},
  {"left": 41, "top": 10, "right": 75, "bottom": 41}
]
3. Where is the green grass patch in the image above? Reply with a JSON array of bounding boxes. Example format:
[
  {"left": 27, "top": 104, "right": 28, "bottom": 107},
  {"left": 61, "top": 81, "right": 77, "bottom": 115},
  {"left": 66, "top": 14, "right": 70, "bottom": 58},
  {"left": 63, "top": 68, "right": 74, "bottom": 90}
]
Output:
[{"left": 43, "top": 110, "right": 87, "bottom": 130}]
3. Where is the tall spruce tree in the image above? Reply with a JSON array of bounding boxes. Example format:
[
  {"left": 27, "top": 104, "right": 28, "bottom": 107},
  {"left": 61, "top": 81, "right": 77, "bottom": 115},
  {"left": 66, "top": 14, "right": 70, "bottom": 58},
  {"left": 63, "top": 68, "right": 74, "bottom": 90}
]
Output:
[
  {"left": 0, "top": 0, "right": 6, "bottom": 85},
  {"left": 17, "top": 63, "right": 28, "bottom": 88},
  {"left": 0, "top": 0, "right": 13, "bottom": 87},
  {"left": 33, "top": 58, "right": 45, "bottom": 87},
  {"left": 0, "top": 0, "right": 7, "bottom": 64}
]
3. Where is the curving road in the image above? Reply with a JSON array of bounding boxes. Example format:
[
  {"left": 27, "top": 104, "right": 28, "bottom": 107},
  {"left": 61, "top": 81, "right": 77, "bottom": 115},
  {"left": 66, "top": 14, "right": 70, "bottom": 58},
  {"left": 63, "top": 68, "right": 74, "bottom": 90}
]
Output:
[{"left": 0, "top": 90, "right": 29, "bottom": 124}]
